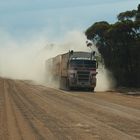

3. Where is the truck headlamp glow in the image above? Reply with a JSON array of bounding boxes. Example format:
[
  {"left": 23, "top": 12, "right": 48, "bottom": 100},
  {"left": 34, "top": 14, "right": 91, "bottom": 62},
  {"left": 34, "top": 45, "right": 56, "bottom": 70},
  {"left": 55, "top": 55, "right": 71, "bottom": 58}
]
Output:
[{"left": 70, "top": 73, "right": 75, "bottom": 78}]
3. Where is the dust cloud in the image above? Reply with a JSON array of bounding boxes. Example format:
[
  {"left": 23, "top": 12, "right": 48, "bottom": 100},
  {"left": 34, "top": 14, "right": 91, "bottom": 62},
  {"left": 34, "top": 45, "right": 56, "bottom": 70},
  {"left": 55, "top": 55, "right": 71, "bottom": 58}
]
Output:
[
  {"left": 0, "top": 30, "right": 115, "bottom": 91},
  {"left": 96, "top": 68, "right": 116, "bottom": 91}
]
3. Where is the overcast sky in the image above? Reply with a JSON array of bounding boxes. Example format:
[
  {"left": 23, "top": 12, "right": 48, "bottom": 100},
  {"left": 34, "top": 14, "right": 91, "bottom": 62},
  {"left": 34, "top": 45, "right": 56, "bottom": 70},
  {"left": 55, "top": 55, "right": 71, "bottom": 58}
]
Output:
[{"left": 0, "top": 0, "right": 139, "bottom": 39}]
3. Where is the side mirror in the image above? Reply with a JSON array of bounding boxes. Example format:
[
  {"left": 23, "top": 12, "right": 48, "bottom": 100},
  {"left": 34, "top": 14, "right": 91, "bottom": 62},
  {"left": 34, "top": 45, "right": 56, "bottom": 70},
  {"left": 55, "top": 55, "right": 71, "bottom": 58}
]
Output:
[
  {"left": 69, "top": 50, "right": 73, "bottom": 55},
  {"left": 96, "top": 61, "right": 98, "bottom": 69}
]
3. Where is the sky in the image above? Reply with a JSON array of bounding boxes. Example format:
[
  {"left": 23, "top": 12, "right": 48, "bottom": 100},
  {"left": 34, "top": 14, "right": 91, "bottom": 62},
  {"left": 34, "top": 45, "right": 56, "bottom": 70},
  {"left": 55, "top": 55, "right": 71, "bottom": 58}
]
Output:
[{"left": 0, "top": 0, "right": 139, "bottom": 40}]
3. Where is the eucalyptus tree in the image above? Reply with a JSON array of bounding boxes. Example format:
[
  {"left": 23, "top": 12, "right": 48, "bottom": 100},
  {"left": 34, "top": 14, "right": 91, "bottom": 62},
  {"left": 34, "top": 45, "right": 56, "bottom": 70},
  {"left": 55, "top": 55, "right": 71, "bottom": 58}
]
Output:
[{"left": 85, "top": 4, "right": 140, "bottom": 87}]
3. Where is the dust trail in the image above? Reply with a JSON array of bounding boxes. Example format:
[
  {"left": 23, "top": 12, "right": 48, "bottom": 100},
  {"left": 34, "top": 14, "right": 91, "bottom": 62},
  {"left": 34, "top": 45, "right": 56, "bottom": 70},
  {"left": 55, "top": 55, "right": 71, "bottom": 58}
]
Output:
[
  {"left": 96, "top": 67, "right": 116, "bottom": 91},
  {"left": 0, "top": 30, "right": 115, "bottom": 91},
  {"left": 0, "top": 30, "right": 88, "bottom": 81}
]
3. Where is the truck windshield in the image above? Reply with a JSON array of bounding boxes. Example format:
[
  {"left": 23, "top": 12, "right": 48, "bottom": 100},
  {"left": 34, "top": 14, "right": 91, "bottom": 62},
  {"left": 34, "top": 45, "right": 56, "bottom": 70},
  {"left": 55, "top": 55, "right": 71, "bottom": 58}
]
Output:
[{"left": 70, "top": 60, "right": 96, "bottom": 68}]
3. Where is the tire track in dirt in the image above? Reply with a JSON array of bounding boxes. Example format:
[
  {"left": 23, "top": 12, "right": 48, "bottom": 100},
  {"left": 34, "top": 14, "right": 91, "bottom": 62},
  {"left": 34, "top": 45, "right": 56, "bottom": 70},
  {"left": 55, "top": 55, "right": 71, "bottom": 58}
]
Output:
[
  {"left": 1, "top": 78, "right": 140, "bottom": 140},
  {"left": 44, "top": 88, "right": 140, "bottom": 139},
  {"left": 16, "top": 80, "right": 140, "bottom": 140},
  {"left": 7, "top": 80, "right": 55, "bottom": 140},
  {"left": 8, "top": 79, "right": 78, "bottom": 140},
  {"left": 3, "top": 79, "right": 25, "bottom": 140},
  {"left": 0, "top": 78, "right": 9, "bottom": 140},
  {"left": 21, "top": 83, "right": 140, "bottom": 139}
]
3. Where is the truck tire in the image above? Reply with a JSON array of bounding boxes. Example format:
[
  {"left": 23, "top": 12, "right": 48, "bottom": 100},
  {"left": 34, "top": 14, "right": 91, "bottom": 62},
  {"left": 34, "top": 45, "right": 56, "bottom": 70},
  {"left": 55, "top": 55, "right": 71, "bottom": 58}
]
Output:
[
  {"left": 60, "top": 77, "right": 65, "bottom": 89},
  {"left": 60, "top": 77, "right": 69, "bottom": 90},
  {"left": 66, "top": 79, "right": 71, "bottom": 90},
  {"left": 89, "top": 88, "right": 95, "bottom": 92}
]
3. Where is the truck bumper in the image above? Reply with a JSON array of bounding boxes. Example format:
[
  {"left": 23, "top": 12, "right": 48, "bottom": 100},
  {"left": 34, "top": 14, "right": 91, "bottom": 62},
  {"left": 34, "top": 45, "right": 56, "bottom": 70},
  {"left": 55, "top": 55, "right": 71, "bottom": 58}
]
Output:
[{"left": 69, "top": 80, "right": 96, "bottom": 89}]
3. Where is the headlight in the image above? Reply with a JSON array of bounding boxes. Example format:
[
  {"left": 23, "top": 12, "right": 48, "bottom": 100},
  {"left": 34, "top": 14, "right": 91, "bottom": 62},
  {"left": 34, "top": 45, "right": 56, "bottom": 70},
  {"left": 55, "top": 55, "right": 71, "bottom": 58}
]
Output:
[
  {"left": 69, "top": 73, "right": 75, "bottom": 78},
  {"left": 90, "top": 74, "right": 96, "bottom": 83}
]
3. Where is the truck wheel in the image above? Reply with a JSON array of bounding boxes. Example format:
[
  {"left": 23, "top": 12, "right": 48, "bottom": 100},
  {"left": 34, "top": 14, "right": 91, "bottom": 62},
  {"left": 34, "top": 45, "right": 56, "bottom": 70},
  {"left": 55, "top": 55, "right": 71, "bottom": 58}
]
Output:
[
  {"left": 60, "top": 77, "right": 65, "bottom": 90},
  {"left": 90, "top": 88, "right": 95, "bottom": 92},
  {"left": 66, "top": 79, "right": 71, "bottom": 90}
]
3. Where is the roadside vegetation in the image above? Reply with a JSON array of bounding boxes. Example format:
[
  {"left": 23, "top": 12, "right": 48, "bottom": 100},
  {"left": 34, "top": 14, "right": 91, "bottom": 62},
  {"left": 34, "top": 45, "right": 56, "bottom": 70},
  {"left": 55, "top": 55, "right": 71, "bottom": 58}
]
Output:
[{"left": 85, "top": 4, "right": 140, "bottom": 88}]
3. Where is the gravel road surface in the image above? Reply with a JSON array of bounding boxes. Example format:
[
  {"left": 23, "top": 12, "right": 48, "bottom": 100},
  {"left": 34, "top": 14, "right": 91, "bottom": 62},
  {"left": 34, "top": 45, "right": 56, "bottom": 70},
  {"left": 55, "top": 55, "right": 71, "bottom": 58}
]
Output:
[{"left": 0, "top": 78, "right": 140, "bottom": 140}]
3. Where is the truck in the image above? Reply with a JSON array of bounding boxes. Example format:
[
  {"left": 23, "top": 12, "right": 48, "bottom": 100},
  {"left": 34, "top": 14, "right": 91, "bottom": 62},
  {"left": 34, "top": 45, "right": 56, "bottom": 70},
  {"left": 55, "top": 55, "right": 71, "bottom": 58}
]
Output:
[{"left": 46, "top": 50, "right": 98, "bottom": 91}]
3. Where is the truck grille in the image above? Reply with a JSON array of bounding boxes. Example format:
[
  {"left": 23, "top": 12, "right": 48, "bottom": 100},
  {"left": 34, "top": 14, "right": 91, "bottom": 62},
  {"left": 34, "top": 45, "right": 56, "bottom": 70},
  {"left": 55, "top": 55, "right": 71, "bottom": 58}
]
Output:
[{"left": 77, "top": 71, "right": 90, "bottom": 82}]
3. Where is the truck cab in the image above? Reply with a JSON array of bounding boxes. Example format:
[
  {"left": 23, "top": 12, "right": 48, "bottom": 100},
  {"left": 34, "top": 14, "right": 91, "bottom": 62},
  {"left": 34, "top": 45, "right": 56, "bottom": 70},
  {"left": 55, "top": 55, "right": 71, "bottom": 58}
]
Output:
[{"left": 67, "top": 51, "right": 98, "bottom": 91}]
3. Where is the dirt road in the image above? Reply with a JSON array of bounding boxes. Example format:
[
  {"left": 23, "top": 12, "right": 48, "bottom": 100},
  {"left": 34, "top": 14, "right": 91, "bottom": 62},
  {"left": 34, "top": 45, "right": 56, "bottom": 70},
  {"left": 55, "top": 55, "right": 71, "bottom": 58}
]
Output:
[{"left": 0, "top": 78, "right": 140, "bottom": 140}]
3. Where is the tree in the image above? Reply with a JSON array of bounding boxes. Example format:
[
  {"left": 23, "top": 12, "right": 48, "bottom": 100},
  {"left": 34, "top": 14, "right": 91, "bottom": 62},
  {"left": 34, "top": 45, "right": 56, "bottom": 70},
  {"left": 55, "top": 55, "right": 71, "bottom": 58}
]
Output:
[
  {"left": 117, "top": 10, "right": 137, "bottom": 21},
  {"left": 136, "top": 4, "right": 140, "bottom": 21},
  {"left": 85, "top": 4, "right": 140, "bottom": 88}
]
